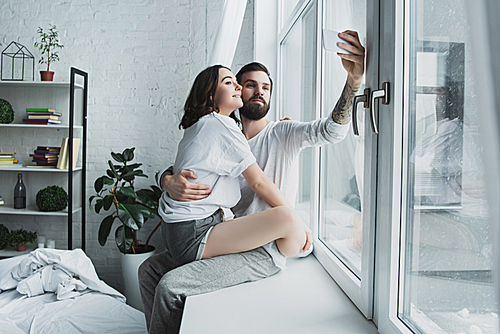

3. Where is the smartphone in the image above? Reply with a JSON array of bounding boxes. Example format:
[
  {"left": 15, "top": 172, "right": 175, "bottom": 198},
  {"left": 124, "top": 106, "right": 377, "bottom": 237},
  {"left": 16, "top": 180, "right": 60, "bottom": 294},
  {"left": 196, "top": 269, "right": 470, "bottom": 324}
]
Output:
[{"left": 322, "top": 29, "right": 352, "bottom": 54}]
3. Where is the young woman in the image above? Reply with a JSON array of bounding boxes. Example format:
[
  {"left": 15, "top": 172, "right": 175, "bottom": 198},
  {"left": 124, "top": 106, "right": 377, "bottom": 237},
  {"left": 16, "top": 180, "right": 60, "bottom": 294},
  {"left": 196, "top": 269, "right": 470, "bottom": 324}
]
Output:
[{"left": 159, "top": 65, "right": 312, "bottom": 266}]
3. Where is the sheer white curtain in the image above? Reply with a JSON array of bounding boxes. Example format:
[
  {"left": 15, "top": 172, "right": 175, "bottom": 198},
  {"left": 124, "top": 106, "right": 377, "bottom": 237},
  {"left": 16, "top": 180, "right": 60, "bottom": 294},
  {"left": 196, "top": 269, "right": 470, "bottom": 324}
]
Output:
[{"left": 208, "top": 0, "right": 247, "bottom": 67}]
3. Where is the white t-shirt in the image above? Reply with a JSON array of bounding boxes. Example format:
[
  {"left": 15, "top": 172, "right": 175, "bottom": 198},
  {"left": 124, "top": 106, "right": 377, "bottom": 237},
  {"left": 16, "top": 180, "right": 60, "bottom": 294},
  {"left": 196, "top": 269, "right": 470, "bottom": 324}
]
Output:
[
  {"left": 159, "top": 112, "right": 256, "bottom": 223},
  {"left": 232, "top": 113, "right": 350, "bottom": 269}
]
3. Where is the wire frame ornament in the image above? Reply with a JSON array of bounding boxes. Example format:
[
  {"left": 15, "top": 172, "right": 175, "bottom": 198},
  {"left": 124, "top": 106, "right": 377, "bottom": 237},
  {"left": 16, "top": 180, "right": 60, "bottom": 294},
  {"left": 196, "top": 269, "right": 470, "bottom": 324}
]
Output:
[{"left": 1, "top": 41, "right": 35, "bottom": 81}]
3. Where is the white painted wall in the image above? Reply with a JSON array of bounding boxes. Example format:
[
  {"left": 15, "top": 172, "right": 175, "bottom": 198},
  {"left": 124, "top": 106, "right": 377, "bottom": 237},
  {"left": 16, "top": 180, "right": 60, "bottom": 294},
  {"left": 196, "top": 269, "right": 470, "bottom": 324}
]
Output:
[{"left": 0, "top": 0, "right": 254, "bottom": 291}]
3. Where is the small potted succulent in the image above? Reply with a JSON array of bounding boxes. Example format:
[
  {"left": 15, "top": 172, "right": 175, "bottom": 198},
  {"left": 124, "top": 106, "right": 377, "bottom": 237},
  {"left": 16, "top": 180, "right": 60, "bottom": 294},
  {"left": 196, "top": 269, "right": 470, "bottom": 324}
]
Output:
[
  {"left": 9, "top": 228, "right": 37, "bottom": 252},
  {"left": 36, "top": 185, "right": 68, "bottom": 211},
  {"left": 34, "top": 24, "right": 64, "bottom": 81},
  {"left": 0, "top": 98, "right": 14, "bottom": 124}
]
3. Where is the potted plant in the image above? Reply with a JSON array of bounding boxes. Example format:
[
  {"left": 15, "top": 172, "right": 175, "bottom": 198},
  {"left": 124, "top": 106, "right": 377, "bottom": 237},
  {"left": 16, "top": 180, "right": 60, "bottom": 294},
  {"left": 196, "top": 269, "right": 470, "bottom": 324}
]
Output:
[
  {"left": 36, "top": 185, "right": 68, "bottom": 211},
  {"left": 9, "top": 228, "right": 37, "bottom": 252},
  {"left": 89, "top": 147, "right": 162, "bottom": 310},
  {"left": 34, "top": 24, "right": 64, "bottom": 81},
  {"left": 0, "top": 98, "right": 14, "bottom": 124},
  {"left": 0, "top": 224, "right": 9, "bottom": 250}
]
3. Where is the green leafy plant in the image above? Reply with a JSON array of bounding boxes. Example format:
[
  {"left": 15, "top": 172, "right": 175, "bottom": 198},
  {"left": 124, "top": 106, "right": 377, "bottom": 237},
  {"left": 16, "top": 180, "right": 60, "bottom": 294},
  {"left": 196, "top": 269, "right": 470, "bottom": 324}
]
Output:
[
  {"left": 36, "top": 185, "right": 68, "bottom": 211},
  {"left": 34, "top": 24, "right": 64, "bottom": 72},
  {"left": 0, "top": 224, "right": 9, "bottom": 249},
  {"left": 89, "top": 147, "right": 163, "bottom": 254},
  {"left": 9, "top": 228, "right": 37, "bottom": 247},
  {"left": 0, "top": 98, "right": 14, "bottom": 124}
]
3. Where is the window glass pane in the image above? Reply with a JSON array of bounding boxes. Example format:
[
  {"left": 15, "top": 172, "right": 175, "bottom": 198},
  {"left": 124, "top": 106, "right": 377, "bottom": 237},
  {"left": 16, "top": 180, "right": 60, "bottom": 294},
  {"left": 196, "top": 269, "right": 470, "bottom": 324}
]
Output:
[
  {"left": 400, "top": 0, "right": 498, "bottom": 333},
  {"left": 319, "top": 0, "right": 366, "bottom": 278},
  {"left": 280, "top": 1, "right": 316, "bottom": 226},
  {"left": 281, "top": 0, "right": 302, "bottom": 28}
]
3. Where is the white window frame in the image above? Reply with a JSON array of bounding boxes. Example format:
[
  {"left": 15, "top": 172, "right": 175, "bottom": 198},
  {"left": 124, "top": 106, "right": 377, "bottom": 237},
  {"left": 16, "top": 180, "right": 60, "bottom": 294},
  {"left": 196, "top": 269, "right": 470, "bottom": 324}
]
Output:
[
  {"left": 269, "top": 1, "right": 500, "bottom": 333},
  {"left": 375, "top": 0, "right": 414, "bottom": 332},
  {"left": 276, "top": 0, "right": 322, "bottom": 239},
  {"left": 277, "top": 0, "right": 377, "bottom": 319}
]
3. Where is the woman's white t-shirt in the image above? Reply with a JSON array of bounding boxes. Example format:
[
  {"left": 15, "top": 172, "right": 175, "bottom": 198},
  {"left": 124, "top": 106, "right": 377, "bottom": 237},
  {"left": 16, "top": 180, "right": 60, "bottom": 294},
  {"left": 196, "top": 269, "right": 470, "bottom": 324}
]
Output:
[{"left": 159, "top": 112, "right": 256, "bottom": 223}]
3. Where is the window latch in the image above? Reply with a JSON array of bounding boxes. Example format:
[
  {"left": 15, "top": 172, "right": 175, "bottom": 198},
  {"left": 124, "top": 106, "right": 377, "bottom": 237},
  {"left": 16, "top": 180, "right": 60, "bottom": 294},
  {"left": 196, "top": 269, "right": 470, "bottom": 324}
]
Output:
[
  {"left": 369, "top": 82, "right": 390, "bottom": 134},
  {"left": 352, "top": 88, "right": 370, "bottom": 136}
]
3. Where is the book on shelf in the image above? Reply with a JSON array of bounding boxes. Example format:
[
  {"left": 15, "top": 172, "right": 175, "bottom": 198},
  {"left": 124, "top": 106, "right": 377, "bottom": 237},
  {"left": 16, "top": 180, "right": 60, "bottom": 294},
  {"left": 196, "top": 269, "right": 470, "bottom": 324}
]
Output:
[
  {"left": 29, "top": 153, "right": 59, "bottom": 159},
  {"left": 32, "top": 158, "right": 58, "bottom": 163},
  {"left": 27, "top": 115, "right": 61, "bottom": 120},
  {"left": 33, "top": 150, "right": 59, "bottom": 156},
  {"left": 34, "top": 161, "right": 58, "bottom": 166},
  {"left": 36, "top": 146, "right": 60, "bottom": 153},
  {"left": 57, "top": 137, "right": 81, "bottom": 169},
  {"left": 0, "top": 159, "right": 18, "bottom": 165},
  {"left": 25, "top": 165, "right": 56, "bottom": 169},
  {"left": 0, "top": 152, "right": 16, "bottom": 156},
  {"left": 26, "top": 111, "right": 62, "bottom": 116},
  {"left": 26, "top": 108, "right": 56, "bottom": 112},
  {"left": 36, "top": 146, "right": 60, "bottom": 151},
  {"left": 23, "top": 119, "right": 62, "bottom": 124},
  {"left": 0, "top": 163, "right": 22, "bottom": 168}
]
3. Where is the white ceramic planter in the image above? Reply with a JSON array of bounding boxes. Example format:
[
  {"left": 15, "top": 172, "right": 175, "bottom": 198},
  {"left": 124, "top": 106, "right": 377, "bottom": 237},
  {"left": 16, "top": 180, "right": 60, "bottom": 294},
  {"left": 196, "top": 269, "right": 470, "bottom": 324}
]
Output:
[{"left": 120, "top": 246, "right": 155, "bottom": 311}]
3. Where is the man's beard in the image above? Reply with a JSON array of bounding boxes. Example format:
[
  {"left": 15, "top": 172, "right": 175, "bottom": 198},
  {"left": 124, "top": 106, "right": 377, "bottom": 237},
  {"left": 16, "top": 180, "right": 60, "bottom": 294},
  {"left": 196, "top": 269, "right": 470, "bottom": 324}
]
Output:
[{"left": 239, "top": 97, "right": 270, "bottom": 120}]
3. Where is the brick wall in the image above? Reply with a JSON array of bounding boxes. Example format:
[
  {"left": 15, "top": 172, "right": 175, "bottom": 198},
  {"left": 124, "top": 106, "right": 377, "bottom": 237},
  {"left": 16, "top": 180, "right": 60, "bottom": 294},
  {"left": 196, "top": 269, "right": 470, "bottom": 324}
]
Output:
[{"left": 0, "top": 0, "right": 254, "bottom": 291}]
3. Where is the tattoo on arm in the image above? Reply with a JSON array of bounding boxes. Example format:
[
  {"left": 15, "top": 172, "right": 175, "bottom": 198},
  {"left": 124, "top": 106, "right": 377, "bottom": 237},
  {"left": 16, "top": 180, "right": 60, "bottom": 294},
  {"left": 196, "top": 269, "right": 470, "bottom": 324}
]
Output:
[{"left": 332, "top": 83, "right": 360, "bottom": 125}]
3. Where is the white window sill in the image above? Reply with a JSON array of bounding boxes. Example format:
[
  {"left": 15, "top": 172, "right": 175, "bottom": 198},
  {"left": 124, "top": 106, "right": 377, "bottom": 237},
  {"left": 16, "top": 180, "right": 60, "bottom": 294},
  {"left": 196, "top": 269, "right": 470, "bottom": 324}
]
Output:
[{"left": 180, "top": 254, "right": 378, "bottom": 334}]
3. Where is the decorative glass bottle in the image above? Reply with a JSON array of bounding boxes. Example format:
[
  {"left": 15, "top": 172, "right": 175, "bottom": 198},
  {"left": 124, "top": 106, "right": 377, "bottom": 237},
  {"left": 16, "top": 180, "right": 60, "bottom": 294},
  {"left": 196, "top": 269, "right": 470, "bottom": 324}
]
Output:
[{"left": 14, "top": 173, "right": 26, "bottom": 209}]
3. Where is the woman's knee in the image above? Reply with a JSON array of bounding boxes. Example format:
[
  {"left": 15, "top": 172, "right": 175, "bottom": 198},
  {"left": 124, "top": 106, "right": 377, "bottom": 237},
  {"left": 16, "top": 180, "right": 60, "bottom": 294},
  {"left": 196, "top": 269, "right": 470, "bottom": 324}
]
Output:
[{"left": 272, "top": 206, "right": 302, "bottom": 230}]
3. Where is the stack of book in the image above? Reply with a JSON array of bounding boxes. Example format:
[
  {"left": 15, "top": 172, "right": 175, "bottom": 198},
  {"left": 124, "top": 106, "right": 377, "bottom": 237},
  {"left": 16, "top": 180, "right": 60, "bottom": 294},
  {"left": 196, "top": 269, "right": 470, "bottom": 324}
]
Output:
[
  {"left": 29, "top": 146, "right": 60, "bottom": 167},
  {"left": 23, "top": 108, "right": 62, "bottom": 125},
  {"left": 0, "top": 152, "right": 19, "bottom": 166}
]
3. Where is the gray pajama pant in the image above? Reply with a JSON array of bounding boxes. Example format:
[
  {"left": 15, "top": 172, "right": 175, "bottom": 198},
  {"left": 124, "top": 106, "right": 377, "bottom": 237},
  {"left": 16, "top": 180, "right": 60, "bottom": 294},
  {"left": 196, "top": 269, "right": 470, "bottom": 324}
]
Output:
[{"left": 138, "top": 246, "right": 280, "bottom": 334}]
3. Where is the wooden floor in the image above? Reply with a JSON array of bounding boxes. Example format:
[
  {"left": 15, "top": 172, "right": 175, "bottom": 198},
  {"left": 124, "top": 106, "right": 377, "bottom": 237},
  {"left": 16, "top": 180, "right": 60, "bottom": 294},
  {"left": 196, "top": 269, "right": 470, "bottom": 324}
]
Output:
[{"left": 180, "top": 254, "right": 378, "bottom": 334}]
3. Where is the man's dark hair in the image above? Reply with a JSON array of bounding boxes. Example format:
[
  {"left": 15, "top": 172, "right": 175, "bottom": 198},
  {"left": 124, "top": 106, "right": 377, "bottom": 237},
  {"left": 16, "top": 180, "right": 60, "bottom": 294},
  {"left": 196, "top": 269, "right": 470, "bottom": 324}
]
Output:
[
  {"left": 235, "top": 62, "right": 273, "bottom": 94},
  {"left": 180, "top": 64, "right": 239, "bottom": 129}
]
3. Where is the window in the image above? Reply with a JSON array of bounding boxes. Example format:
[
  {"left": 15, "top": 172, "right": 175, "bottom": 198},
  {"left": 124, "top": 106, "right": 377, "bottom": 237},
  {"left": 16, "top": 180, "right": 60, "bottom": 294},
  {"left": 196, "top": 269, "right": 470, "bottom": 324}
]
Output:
[
  {"left": 276, "top": 1, "right": 499, "bottom": 333},
  {"left": 280, "top": 0, "right": 302, "bottom": 29},
  {"left": 398, "top": 0, "right": 498, "bottom": 332},
  {"left": 319, "top": 0, "right": 367, "bottom": 279},
  {"left": 279, "top": 0, "right": 317, "bottom": 227}
]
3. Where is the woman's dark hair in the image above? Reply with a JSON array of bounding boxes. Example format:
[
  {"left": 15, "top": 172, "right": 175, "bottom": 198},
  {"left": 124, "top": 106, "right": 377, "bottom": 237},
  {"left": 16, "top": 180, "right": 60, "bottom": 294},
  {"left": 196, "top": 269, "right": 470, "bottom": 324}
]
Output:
[{"left": 180, "top": 64, "right": 239, "bottom": 129}]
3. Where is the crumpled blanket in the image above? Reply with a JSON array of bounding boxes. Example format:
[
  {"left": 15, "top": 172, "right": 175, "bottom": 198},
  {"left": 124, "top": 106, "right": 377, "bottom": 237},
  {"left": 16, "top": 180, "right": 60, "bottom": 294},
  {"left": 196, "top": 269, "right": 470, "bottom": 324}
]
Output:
[{"left": 10, "top": 248, "right": 125, "bottom": 301}]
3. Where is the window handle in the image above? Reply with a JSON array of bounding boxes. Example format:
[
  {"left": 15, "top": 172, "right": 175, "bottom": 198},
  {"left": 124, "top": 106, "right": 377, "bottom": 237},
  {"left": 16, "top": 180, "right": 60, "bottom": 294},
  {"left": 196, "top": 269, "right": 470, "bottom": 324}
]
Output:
[
  {"left": 352, "top": 88, "right": 370, "bottom": 136},
  {"left": 369, "top": 82, "right": 390, "bottom": 134}
]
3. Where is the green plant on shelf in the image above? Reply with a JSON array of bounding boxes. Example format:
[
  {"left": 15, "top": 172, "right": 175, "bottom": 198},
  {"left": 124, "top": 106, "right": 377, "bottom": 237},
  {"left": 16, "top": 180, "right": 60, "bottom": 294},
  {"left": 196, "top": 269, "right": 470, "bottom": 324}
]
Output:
[
  {"left": 36, "top": 185, "right": 68, "bottom": 211},
  {"left": 34, "top": 24, "right": 64, "bottom": 72},
  {"left": 0, "top": 224, "right": 9, "bottom": 250},
  {"left": 9, "top": 228, "right": 37, "bottom": 248},
  {"left": 0, "top": 98, "right": 14, "bottom": 124}
]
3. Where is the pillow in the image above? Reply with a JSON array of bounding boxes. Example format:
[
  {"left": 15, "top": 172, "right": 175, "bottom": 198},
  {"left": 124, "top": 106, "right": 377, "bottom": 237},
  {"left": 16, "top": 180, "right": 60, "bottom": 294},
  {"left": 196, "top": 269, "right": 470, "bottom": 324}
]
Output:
[{"left": 0, "top": 255, "right": 29, "bottom": 291}]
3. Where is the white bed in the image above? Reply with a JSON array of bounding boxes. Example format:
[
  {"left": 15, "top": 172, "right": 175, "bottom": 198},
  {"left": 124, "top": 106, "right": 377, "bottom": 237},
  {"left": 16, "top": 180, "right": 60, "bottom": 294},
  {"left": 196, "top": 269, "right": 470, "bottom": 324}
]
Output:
[{"left": 0, "top": 249, "right": 147, "bottom": 334}]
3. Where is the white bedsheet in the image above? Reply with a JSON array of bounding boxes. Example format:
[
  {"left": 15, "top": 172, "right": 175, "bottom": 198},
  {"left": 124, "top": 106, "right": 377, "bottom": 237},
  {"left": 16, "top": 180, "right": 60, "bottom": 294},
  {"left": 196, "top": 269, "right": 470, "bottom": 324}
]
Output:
[
  {"left": 0, "top": 289, "right": 147, "bottom": 333},
  {"left": 11, "top": 248, "right": 124, "bottom": 301},
  {"left": 0, "top": 249, "right": 147, "bottom": 333}
]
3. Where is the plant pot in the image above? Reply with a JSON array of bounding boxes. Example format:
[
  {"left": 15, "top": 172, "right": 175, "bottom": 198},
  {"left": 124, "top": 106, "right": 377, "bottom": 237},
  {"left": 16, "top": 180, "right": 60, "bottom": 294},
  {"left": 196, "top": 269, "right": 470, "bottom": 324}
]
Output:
[
  {"left": 16, "top": 243, "right": 27, "bottom": 252},
  {"left": 40, "top": 71, "right": 54, "bottom": 81},
  {"left": 120, "top": 245, "right": 155, "bottom": 311}
]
